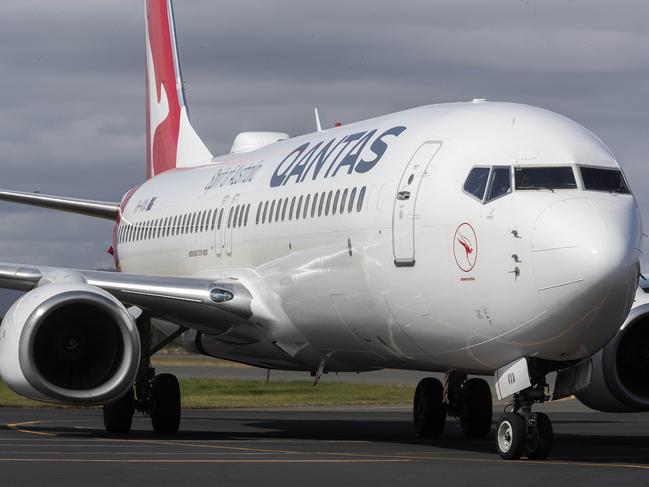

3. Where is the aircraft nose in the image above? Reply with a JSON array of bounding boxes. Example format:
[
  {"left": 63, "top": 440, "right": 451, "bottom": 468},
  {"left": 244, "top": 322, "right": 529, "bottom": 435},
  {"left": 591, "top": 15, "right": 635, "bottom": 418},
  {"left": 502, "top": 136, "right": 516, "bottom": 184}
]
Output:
[{"left": 531, "top": 196, "right": 641, "bottom": 357}]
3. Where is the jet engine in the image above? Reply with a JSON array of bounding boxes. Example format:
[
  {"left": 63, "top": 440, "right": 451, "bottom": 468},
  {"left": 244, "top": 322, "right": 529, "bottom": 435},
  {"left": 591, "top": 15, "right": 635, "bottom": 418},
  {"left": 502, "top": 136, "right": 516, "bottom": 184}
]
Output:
[
  {"left": 0, "top": 282, "right": 140, "bottom": 405},
  {"left": 575, "top": 288, "right": 649, "bottom": 412}
]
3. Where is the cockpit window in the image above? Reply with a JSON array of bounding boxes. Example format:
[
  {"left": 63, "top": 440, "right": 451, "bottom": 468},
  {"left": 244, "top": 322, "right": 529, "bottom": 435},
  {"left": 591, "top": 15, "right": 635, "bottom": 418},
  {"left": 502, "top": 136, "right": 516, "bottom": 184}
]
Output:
[
  {"left": 580, "top": 167, "right": 630, "bottom": 194},
  {"left": 515, "top": 166, "right": 576, "bottom": 191},
  {"left": 464, "top": 167, "right": 490, "bottom": 200},
  {"left": 486, "top": 167, "right": 511, "bottom": 202}
]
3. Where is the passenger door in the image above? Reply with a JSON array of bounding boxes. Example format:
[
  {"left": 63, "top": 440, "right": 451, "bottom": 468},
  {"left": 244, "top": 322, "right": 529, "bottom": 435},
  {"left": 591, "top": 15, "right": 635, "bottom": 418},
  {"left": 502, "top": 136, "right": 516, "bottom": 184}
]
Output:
[{"left": 392, "top": 141, "right": 442, "bottom": 266}]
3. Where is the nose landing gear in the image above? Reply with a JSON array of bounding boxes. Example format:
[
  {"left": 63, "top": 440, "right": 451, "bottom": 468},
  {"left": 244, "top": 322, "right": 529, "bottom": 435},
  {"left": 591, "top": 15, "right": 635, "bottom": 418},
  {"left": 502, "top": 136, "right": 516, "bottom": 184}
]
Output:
[{"left": 495, "top": 378, "right": 554, "bottom": 460}]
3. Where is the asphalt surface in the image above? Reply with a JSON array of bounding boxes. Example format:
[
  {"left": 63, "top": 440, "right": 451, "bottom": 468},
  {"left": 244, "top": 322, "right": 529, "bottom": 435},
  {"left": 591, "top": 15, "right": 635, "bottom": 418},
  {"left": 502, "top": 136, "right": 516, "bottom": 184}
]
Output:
[{"left": 0, "top": 406, "right": 648, "bottom": 487}]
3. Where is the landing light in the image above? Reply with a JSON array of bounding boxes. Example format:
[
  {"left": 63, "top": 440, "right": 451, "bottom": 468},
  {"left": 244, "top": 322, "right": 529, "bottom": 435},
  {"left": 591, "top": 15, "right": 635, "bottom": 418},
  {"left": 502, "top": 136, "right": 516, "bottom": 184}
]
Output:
[{"left": 210, "top": 288, "right": 234, "bottom": 303}]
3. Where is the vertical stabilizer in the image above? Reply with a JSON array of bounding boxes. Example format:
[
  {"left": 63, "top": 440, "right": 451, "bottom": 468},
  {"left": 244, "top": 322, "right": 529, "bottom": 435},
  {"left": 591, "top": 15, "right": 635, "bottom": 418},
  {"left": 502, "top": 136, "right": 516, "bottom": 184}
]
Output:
[{"left": 145, "top": 0, "right": 212, "bottom": 179}]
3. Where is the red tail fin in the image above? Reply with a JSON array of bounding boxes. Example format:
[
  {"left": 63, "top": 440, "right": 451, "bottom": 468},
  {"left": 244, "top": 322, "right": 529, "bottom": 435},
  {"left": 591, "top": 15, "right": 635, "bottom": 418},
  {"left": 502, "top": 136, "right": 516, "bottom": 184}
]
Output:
[{"left": 145, "top": 0, "right": 212, "bottom": 179}]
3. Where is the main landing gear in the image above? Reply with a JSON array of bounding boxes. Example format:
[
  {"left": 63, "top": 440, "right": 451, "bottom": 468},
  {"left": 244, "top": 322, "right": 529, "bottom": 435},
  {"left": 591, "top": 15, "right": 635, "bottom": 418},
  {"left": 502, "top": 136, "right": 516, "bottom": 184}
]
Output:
[
  {"left": 103, "top": 313, "right": 185, "bottom": 435},
  {"left": 495, "top": 377, "right": 553, "bottom": 460},
  {"left": 413, "top": 371, "right": 493, "bottom": 440}
]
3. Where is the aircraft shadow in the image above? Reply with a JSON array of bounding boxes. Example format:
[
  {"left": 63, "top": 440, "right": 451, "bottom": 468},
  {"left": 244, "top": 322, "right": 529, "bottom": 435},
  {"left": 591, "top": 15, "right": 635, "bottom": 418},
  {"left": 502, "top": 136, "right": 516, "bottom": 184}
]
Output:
[{"left": 8, "top": 414, "right": 649, "bottom": 465}]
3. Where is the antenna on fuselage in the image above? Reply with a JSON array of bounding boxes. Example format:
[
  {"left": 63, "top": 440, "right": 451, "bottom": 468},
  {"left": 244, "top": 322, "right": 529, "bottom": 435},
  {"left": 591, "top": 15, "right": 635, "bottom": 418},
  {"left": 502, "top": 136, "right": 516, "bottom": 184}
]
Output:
[{"left": 314, "top": 107, "right": 323, "bottom": 132}]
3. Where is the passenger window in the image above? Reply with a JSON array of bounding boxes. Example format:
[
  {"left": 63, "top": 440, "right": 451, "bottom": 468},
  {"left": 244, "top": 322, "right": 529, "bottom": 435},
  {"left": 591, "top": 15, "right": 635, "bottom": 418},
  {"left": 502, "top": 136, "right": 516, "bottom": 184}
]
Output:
[
  {"left": 211, "top": 210, "right": 217, "bottom": 230},
  {"left": 275, "top": 199, "right": 282, "bottom": 222},
  {"left": 217, "top": 209, "right": 224, "bottom": 229},
  {"left": 199, "top": 211, "right": 206, "bottom": 232},
  {"left": 348, "top": 187, "right": 357, "bottom": 213},
  {"left": 256, "top": 203, "right": 262, "bottom": 224},
  {"left": 515, "top": 166, "right": 577, "bottom": 190},
  {"left": 239, "top": 204, "right": 245, "bottom": 227},
  {"left": 486, "top": 167, "right": 512, "bottom": 202},
  {"left": 318, "top": 192, "right": 325, "bottom": 216},
  {"left": 289, "top": 197, "right": 296, "bottom": 220},
  {"left": 332, "top": 190, "right": 340, "bottom": 215},
  {"left": 303, "top": 194, "right": 310, "bottom": 219},
  {"left": 340, "top": 189, "right": 348, "bottom": 214},
  {"left": 294, "top": 196, "right": 301, "bottom": 220},
  {"left": 464, "top": 167, "right": 490, "bottom": 201},
  {"left": 269, "top": 200, "right": 276, "bottom": 223},
  {"left": 244, "top": 204, "right": 251, "bottom": 226},
  {"left": 262, "top": 201, "right": 269, "bottom": 224},
  {"left": 357, "top": 186, "right": 366, "bottom": 212},
  {"left": 227, "top": 207, "right": 234, "bottom": 228},
  {"left": 233, "top": 206, "right": 240, "bottom": 228},
  {"left": 311, "top": 193, "right": 318, "bottom": 218},
  {"left": 279, "top": 198, "right": 285, "bottom": 221}
]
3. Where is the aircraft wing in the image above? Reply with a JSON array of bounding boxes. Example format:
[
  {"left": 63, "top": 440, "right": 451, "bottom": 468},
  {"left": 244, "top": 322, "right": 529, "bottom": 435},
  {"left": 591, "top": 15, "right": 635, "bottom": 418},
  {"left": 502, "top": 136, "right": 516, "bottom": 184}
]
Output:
[
  {"left": 0, "top": 189, "right": 120, "bottom": 220},
  {"left": 0, "top": 262, "right": 253, "bottom": 327}
]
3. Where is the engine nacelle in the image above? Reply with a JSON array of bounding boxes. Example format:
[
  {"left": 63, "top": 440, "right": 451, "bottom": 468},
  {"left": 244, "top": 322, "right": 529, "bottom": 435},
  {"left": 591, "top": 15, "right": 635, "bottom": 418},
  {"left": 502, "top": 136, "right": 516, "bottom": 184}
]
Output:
[
  {"left": 576, "top": 288, "right": 649, "bottom": 412},
  {"left": 0, "top": 282, "right": 140, "bottom": 405}
]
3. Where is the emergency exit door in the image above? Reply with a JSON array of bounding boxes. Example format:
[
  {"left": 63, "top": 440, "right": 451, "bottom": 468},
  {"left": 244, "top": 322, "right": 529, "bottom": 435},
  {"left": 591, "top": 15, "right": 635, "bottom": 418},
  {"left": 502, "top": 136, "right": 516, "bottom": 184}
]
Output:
[{"left": 392, "top": 141, "right": 442, "bottom": 266}]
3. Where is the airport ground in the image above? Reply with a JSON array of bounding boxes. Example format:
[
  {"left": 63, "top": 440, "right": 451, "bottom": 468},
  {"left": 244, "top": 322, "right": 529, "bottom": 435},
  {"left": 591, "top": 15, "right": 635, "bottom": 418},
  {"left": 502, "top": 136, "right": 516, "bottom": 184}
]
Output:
[{"left": 0, "top": 355, "right": 647, "bottom": 486}]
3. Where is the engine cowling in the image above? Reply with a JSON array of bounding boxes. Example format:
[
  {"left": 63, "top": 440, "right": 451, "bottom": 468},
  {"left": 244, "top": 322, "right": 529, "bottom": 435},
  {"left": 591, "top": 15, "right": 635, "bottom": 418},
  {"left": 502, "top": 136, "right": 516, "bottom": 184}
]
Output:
[
  {"left": 0, "top": 282, "right": 140, "bottom": 405},
  {"left": 576, "top": 287, "right": 649, "bottom": 412}
]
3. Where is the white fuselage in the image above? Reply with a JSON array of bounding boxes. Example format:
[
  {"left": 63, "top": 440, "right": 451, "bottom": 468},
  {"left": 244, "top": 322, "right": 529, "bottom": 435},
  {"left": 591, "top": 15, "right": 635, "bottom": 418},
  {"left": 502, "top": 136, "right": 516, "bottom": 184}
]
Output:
[{"left": 114, "top": 102, "right": 642, "bottom": 374}]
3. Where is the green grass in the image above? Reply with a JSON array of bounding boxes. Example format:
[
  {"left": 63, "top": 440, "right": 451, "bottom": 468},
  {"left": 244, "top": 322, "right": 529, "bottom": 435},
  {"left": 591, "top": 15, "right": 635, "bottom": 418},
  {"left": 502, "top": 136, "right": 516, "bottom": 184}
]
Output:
[{"left": 0, "top": 378, "right": 413, "bottom": 409}]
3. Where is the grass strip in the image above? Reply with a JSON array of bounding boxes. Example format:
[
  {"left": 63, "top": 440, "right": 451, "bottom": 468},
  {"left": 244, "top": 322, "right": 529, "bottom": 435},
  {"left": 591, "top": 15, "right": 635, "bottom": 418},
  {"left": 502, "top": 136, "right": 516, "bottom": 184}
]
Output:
[{"left": 0, "top": 379, "right": 413, "bottom": 409}]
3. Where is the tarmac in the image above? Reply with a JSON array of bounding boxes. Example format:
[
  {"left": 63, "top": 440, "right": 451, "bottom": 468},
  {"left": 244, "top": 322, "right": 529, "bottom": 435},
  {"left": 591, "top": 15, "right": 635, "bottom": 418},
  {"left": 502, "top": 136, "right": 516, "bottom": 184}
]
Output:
[
  {"left": 1, "top": 358, "right": 648, "bottom": 486},
  {"left": 0, "top": 405, "right": 648, "bottom": 487}
]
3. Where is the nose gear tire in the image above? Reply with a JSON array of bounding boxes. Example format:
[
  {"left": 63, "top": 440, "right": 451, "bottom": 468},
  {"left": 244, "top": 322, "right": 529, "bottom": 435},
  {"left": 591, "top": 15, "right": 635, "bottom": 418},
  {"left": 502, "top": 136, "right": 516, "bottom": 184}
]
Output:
[{"left": 496, "top": 413, "right": 526, "bottom": 460}]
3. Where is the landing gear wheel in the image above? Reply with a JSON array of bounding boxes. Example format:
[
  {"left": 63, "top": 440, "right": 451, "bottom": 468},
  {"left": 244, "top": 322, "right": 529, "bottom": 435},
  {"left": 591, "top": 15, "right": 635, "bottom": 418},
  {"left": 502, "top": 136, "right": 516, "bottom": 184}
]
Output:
[
  {"left": 526, "top": 412, "right": 553, "bottom": 460},
  {"left": 103, "top": 388, "right": 135, "bottom": 434},
  {"left": 460, "top": 378, "right": 493, "bottom": 438},
  {"left": 496, "top": 413, "right": 526, "bottom": 460},
  {"left": 413, "top": 378, "right": 446, "bottom": 438},
  {"left": 151, "top": 373, "right": 181, "bottom": 435}
]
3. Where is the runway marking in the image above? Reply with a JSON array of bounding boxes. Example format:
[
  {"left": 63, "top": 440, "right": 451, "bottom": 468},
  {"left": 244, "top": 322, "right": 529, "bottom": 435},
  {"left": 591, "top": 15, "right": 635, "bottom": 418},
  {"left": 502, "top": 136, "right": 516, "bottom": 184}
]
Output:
[
  {"left": 5, "top": 421, "right": 55, "bottom": 437},
  {"left": 0, "top": 458, "right": 410, "bottom": 464},
  {"left": 5, "top": 418, "right": 649, "bottom": 471}
]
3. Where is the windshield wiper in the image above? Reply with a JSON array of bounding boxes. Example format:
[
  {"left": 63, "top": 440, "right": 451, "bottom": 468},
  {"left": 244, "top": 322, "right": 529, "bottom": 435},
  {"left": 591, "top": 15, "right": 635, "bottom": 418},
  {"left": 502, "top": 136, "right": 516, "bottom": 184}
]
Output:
[{"left": 519, "top": 185, "right": 555, "bottom": 193}]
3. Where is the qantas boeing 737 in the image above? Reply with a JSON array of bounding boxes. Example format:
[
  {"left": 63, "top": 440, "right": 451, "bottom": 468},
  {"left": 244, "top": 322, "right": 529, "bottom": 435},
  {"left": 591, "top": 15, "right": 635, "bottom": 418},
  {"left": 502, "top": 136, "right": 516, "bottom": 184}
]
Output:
[{"left": 0, "top": 0, "right": 646, "bottom": 461}]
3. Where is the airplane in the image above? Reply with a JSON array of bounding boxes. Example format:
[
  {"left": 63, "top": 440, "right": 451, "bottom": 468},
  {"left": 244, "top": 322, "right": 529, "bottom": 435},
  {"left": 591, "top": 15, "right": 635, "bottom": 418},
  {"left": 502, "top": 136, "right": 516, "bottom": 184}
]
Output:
[{"left": 0, "top": 0, "right": 646, "bottom": 461}]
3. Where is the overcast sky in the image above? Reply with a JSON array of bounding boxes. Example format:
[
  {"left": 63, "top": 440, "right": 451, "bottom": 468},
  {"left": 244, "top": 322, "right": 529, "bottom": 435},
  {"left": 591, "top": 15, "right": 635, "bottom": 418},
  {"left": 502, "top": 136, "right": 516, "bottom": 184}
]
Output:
[{"left": 0, "top": 0, "right": 647, "bottom": 310}]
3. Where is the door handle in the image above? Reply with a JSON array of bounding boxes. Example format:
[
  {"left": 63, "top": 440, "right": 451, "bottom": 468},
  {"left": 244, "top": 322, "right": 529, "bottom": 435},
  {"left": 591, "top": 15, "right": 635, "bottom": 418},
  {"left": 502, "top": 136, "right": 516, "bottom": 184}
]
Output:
[{"left": 397, "top": 191, "right": 411, "bottom": 201}]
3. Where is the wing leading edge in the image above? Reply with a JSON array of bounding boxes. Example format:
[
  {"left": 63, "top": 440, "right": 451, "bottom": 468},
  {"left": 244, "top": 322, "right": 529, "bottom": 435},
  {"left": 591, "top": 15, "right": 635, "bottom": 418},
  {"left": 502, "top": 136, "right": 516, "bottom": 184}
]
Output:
[
  {"left": 0, "top": 262, "right": 252, "bottom": 328},
  {"left": 0, "top": 189, "right": 120, "bottom": 220}
]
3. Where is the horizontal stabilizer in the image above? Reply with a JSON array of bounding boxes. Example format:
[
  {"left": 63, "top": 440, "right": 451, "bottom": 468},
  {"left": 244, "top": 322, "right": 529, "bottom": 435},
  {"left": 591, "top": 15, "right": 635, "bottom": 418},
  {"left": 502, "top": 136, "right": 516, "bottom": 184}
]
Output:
[{"left": 0, "top": 189, "right": 119, "bottom": 220}]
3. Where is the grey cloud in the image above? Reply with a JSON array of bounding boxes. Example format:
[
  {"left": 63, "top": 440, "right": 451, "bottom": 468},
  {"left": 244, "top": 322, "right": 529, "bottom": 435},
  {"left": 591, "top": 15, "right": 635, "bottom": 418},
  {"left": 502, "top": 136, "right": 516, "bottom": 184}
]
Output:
[{"left": 0, "top": 0, "right": 648, "bottom": 313}]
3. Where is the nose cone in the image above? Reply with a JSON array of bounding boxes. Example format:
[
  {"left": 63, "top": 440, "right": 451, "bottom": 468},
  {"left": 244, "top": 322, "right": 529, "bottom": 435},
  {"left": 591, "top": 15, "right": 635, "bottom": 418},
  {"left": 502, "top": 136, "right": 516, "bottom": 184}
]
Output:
[{"left": 531, "top": 196, "right": 641, "bottom": 358}]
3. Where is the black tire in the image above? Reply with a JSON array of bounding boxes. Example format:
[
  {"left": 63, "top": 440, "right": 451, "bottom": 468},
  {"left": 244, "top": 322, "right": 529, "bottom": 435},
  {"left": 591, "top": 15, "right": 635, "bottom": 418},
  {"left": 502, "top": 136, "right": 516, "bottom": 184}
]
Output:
[
  {"left": 103, "top": 388, "right": 135, "bottom": 434},
  {"left": 460, "top": 378, "right": 493, "bottom": 438},
  {"left": 495, "top": 413, "right": 526, "bottom": 460},
  {"left": 413, "top": 378, "right": 446, "bottom": 438},
  {"left": 526, "top": 412, "right": 553, "bottom": 460},
  {"left": 151, "top": 373, "right": 181, "bottom": 435}
]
